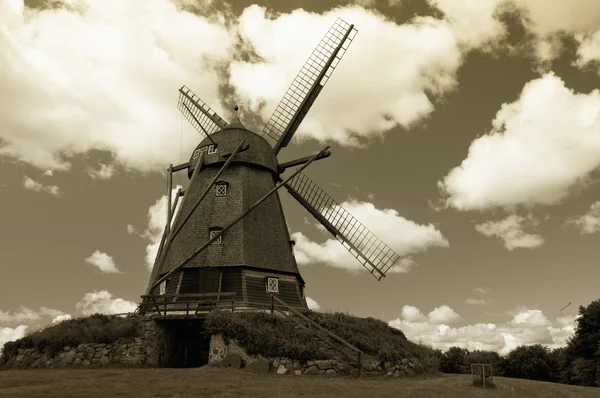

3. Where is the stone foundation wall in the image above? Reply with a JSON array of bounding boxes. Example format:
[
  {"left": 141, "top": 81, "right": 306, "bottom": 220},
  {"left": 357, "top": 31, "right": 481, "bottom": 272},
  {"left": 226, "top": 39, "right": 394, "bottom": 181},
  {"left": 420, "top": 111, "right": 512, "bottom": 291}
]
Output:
[
  {"left": 208, "top": 334, "right": 423, "bottom": 377},
  {"left": 1, "top": 319, "right": 162, "bottom": 370}
]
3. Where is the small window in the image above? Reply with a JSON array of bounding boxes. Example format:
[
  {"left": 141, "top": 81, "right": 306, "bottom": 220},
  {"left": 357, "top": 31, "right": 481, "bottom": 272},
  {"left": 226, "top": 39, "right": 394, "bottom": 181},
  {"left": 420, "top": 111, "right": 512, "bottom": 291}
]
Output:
[
  {"left": 208, "top": 144, "right": 217, "bottom": 154},
  {"left": 266, "top": 277, "right": 279, "bottom": 293},
  {"left": 209, "top": 229, "right": 222, "bottom": 245},
  {"left": 215, "top": 184, "right": 227, "bottom": 197},
  {"left": 159, "top": 280, "right": 167, "bottom": 295}
]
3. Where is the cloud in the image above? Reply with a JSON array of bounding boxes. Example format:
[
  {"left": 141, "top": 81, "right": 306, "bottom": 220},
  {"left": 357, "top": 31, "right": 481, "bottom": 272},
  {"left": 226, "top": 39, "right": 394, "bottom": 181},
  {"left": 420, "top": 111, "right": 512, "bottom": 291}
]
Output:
[
  {"left": 465, "top": 298, "right": 489, "bottom": 305},
  {"left": 126, "top": 224, "right": 137, "bottom": 235},
  {"left": 84, "top": 250, "right": 121, "bottom": 274},
  {"left": 0, "top": 0, "right": 236, "bottom": 172},
  {"left": 230, "top": 4, "right": 485, "bottom": 148},
  {"left": 292, "top": 200, "right": 448, "bottom": 275},
  {"left": 22, "top": 176, "right": 61, "bottom": 196},
  {"left": 306, "top": 297, "right": 321, "bottom": 311},
  {"left": 140, "top": 185, "right": 183, "bottom": 270},
  {"left": 75, "top": 290, "right": 137, "bottom": 315},
  {"left": 43, "top": 170, "right": 53, "bottom": 176},
  {"left": 475, "top": 215, "right": 544, "bottom": 250},
  {"left": 86, "top": 163, "right": 117, "bottom": 180},
  {"left": 473, "top": 287, "right": 490, "bottom": 295},
  {"left": 439, "top": 73, "right": 600, "bottom": 211},
  {"left": 0, "top": 325, "right": 27, "bottom": 354},
  {"left": 575, "top": 30, "right": 600, "bottom": 70},
  {"left": 0, "top": 306, "right": 67, "bottom": 327},
  {"left": 389, "top": 305, "right": 577, "bottom": 354},
  {"left": 566, "top": 201, "right": 600, "bottom": 235},
  {"left": 51, "top": 314, "right": 72, "bottom": 324}
]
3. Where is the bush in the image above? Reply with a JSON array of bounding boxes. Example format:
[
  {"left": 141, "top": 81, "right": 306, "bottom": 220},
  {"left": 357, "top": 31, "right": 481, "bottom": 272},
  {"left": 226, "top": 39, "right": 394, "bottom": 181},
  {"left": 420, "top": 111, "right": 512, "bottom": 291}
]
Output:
[
  {"left": 1, "top": 314, "right": 142, "bottom": 360},
  {"left": 204, "top": 309, "right": 439, "bottom": 372},
  {"left": 499, "top": 344, "right": 555, "bottom": 382}
]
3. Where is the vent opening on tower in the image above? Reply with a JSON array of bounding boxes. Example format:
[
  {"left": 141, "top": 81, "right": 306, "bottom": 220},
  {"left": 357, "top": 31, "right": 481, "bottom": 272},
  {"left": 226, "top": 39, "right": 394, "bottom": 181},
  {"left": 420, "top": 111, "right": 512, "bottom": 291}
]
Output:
[
  {"left": 215, "top": 181, "right": 229, "bottom": 197},
  {"left": 209, "top": 227, "right": 223, "bottom": 245},
  {"left": 266, "top": 277, "right": 279, "bottom": 293}
]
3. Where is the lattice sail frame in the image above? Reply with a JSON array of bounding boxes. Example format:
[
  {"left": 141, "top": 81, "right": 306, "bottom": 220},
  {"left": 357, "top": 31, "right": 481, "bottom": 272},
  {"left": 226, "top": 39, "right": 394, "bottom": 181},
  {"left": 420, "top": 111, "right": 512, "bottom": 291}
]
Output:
[
  {"left": 262, "top": 18, "right": 358, "bottom": 147},
  {"left": 178, "top": 85, "right": 228, "bottom": 138},
  {"left": 286, "top": 171, "right": 401, "bottom": 280}
]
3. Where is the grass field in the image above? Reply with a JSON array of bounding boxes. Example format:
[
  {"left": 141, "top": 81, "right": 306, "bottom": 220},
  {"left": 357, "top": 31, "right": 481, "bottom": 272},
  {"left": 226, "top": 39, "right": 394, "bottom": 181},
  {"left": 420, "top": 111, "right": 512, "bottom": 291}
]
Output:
[{"left": 1, "top": 366, "right": 600, "bottom": 398}]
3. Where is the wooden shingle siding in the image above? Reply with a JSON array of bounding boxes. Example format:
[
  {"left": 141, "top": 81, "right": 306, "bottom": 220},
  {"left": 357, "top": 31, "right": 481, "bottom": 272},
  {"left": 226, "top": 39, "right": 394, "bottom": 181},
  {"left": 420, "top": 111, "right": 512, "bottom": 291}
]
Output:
[
  {"left": 245, "top": 275, "right": 306, "bottom": 308},
  {"left": 179, "top": 268, "right": 199, "bottom": 294},
  {"left": 220, "top": 268, "right": 243, "bottom": 299}
]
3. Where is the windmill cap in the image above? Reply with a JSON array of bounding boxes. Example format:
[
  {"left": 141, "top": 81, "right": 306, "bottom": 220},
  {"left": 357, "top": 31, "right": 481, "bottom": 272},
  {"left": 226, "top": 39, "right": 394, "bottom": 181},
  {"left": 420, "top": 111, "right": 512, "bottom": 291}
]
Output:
[{"left": 224, "top": 116, "right": 246, "bottom": 130}]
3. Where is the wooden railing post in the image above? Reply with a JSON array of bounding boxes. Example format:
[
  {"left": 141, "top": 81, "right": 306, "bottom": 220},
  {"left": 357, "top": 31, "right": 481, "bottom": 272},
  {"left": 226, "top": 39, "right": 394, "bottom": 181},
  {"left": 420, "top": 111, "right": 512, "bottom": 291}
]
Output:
[
  {"left": 163, "top": 295, "right": 167, "bottom": 316},
  {"left": 232, "top": 297, "right": 235, "bottom": 313},
  {"left": 270, "top": 295, "right": 274, "bottom": 314},
  {"left": 357, "top": 352, "right": 362, "bottom": 378}
]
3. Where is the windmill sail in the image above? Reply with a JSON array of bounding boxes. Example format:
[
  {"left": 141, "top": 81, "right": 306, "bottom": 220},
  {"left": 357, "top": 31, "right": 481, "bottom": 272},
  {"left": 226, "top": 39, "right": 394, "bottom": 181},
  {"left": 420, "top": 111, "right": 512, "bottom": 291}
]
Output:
[
  {"left": 178, "top": 86, "right": 228, "bottom": 138},
  {"left": 284, "top": 172, "right": 401, "bottom": 280},
  {"left": 262, "top": 18, "right": 358, "bottom": 153}
]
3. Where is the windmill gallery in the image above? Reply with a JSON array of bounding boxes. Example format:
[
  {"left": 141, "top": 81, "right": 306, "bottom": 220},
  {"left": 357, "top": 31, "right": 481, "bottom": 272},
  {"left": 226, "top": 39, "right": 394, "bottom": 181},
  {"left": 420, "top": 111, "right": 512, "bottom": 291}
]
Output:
[{"left": 137, "top": 18, "right": 403, "bottom": 368}]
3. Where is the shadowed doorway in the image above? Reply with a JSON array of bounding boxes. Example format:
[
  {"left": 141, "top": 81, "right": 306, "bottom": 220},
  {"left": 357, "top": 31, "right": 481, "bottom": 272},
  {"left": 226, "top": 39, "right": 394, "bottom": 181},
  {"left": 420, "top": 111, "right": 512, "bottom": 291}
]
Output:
[{"left": 160, "top": 319, "right": 209, "bottom": 368}]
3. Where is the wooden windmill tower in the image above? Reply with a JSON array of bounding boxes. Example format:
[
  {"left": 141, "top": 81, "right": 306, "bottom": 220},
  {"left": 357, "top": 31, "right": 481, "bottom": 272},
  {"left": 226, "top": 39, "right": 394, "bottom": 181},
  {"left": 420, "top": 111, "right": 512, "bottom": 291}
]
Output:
[{"left": 141, "top": 18, "right": 403, "bottom": 315}]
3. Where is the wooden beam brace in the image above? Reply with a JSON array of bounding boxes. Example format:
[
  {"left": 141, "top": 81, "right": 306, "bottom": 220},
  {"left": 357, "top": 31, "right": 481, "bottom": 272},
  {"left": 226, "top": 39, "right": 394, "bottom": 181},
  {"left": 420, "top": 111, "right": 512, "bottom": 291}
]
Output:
[
  {"left": 144, "top": 152, "right": 205, "bottom": 295},
  {"left": 277, "top": 150, "right": 331, "bottom": 174},
  {"left": 151, "top": 145, "right": 331, "bottom": 290},
  {"left": 154, "top": 188, "right": 183, "bottom": 265},
  {"left": 172, "top": 162, "right": 190, "bottom": 172},
  {"left": 169, "top": 140, "right": 246, "bottom": 243},
  {"left": 166, "top": 164, "right": 173, "bottom": 237}
]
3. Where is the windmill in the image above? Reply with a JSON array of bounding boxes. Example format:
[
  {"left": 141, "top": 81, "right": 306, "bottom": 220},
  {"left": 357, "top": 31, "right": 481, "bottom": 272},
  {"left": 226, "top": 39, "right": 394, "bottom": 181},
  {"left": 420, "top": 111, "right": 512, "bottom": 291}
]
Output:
[{"left": 141, "top": 18, "right": 403, "bottom": 314}]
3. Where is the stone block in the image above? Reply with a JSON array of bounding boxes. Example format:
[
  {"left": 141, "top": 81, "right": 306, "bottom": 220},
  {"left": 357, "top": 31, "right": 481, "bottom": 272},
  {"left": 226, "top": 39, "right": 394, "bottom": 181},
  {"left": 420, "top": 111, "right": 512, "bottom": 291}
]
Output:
[
  {"left": 277, "top": 364, "right": 287, "bottom": 375},
  {"left": 221, "top": 354, "right": 242, "bottom": 369},
  {"left": 245, "top": 359, "right": 269, "bottom": 374},
  {"left": 325, "top": 369, "right": 336, "bottom": 376}
]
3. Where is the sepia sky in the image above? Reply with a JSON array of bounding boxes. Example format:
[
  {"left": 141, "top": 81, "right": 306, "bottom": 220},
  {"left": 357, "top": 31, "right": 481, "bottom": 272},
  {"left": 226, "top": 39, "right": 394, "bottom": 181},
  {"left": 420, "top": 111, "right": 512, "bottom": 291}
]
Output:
[{"left": 2, "top": 0, "right": 600, "bottom": 354}]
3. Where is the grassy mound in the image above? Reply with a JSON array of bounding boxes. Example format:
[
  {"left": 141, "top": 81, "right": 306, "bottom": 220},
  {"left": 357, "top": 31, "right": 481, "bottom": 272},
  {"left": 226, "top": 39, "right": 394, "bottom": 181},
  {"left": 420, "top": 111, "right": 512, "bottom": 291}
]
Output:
[
  {"left": 204, "top": 310, "right": 439, "bottom": 371},
  {"left": 2, "top": 314, "right": 142, "bottom": 360}
]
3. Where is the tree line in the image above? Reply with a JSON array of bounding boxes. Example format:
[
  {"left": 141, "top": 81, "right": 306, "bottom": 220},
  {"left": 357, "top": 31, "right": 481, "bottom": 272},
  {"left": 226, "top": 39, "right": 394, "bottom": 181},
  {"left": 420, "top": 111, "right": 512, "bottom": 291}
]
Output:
[{"left": 436, "top": 299, "right": 600, "bottom": 386}]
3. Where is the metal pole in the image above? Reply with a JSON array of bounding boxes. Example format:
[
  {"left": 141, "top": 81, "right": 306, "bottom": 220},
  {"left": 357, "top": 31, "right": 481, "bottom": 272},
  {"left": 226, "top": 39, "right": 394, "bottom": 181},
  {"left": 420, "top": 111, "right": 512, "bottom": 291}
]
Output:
[{"left": 152, "top": 146, "right": 330, "bottom": 290}]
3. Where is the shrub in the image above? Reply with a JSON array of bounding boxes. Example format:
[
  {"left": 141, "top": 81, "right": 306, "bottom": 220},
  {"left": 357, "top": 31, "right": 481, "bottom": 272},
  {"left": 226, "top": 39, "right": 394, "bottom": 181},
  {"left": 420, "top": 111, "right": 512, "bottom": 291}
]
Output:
[
  {"left": 204, "top": 309, "right": 439, "bottom": 372},
  {"left": 1, "top": 314, "right": 142, "bottom": 360}
]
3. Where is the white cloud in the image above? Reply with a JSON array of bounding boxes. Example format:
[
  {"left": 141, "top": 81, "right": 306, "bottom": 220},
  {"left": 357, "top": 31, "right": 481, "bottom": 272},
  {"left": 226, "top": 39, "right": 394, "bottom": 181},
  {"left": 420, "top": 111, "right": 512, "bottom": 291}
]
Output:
[
  {"left": 86, "top": 163, "right": 117, "bottom": 180},
  {"left": 473, "top": 287, "right": 490, "bottom": 295},
  {"left": 22, "top": 176, "right": 61, "bottom": 196},
  {"left": 126, "top": 224, "right": 137, "bottom": 235},
  {"left": 292, "top": 200, "right": 448, "bottom": 275},
  {"left": 139, "top": 185, "right": 183, "bottom": 270},
  {"left": 465, "top": 298, "right": 489, "bottom": 305},
  {"left": 576, "top": 30, "right": 600, "bottom": 70},
  {"left": 51, "top": 314, "right": 72, "bottom": 324},
  {"left": 43, "top": 170, "right": 53, "bottom": 176},
  {"left": 0, "top": 0, "right": 236, "bottom": 172},
  {"left": 306, "top": 297, "right": 321, "bottom": 311},
  {"left": 84, "top": 250, "right": 121, "bottom": 274},
  {"left": 567, "top": 201, "right": 600, "bottom": 235},
  {"left": 475, "top": 215, "right": 544, "bottom": 250},
  {"left": 75, "top": 290, "right": 137, "bottom": 315},
  {"left": 389, "top": 305, "right": 577, "bottom": 354},
  {"left": 0, "top": 306, "right": 67, "bottom": 327},
  {"left": 230, "top": 5, "right": 470, "bottom": 148},
  {"left": 428, "top": 305, "right": 461, "bottom": 325},
  {"left": 0, "top": 325, "right": 27, "bottom": 354},
  {"left": 439, "top": 73, "right": 600, "bottom": 211}
]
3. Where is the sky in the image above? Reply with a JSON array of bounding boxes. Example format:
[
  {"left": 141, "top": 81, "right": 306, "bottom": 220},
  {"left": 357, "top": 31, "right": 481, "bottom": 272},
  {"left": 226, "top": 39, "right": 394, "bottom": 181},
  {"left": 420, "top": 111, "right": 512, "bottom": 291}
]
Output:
[{"left": 1, "top": 0, "right": 600, "bottom": 355}]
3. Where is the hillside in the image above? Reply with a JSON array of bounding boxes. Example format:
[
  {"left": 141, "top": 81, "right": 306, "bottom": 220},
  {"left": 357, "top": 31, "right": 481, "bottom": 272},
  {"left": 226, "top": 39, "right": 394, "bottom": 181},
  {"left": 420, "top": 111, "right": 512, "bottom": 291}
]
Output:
[{"left": 1, "top": 367, "right": 600, "bottom": 398}]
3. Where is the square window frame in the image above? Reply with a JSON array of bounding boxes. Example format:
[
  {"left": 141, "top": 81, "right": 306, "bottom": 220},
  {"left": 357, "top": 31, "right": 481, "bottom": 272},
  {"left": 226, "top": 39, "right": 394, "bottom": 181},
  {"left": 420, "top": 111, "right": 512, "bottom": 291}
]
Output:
[
  {"left": 266, "top": 277, "right": 279, "bottom": 293},
  {"left": 209, "top": 229, "right": 222, "bottom": 245},
  {"left": 215, "top": 184, "right": 227, "bottom": 197}
]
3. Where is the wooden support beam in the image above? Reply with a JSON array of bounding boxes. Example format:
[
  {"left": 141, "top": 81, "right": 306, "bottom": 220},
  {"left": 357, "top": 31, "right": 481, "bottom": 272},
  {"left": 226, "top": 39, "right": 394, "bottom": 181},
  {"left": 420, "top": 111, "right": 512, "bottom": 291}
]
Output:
[
  {"left": 152, "top": 146, "right": 331, "bottom": 290},
  {"left": 277, "top": 150, "right": 331, "bottom": 174},
  {"left": 166, "top": 164, "right": 173, "bottom": 237},
  {"left": 169, "top": 140, "right": 246, "bottom": 243},
  {"left": 144, "top": 153, "right": 205, "bottom": 295},
  {"left": 172, "top": 162, "right": 190, "bottom": 173}
]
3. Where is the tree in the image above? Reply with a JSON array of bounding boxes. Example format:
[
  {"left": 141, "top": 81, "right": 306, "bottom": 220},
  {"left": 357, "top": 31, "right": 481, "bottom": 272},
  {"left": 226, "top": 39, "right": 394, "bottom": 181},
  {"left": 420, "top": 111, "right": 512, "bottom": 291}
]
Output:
[
  {"left": 561, "top": 299, "right": 600, "bottom": 386},
  {"left": 500, "top": 344, "right": 554, "bottom": 382},
  {"left": 440, "top": 346, "right": 469, "bottom": 374}
]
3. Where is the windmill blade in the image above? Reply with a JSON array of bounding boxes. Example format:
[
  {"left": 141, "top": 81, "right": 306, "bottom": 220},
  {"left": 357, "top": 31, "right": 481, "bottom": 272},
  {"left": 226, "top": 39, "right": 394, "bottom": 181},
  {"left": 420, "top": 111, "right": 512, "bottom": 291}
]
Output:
[
  {"left": 261, "top": 18, "right": 358, "bottom": 154},
  {"left": 284, "top": 172, "right": 400, "bottom": 280},
  {"left": 178, "top": 86, "right": 228, "bottom": 139}
]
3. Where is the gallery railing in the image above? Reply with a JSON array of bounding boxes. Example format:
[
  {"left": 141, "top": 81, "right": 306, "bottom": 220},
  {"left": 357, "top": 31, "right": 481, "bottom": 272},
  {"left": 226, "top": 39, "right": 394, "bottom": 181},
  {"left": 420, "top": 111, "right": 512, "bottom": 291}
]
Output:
[{"left": 138, "top": 292, "right": 236, "bottom": 316}]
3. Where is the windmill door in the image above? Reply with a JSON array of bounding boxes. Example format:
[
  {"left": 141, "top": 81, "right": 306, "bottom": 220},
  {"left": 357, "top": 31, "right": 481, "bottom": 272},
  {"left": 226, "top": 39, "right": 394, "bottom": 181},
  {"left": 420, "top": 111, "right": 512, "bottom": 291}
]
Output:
[{"left": 199, "top": 268, "right": 220, "bottom": 293}]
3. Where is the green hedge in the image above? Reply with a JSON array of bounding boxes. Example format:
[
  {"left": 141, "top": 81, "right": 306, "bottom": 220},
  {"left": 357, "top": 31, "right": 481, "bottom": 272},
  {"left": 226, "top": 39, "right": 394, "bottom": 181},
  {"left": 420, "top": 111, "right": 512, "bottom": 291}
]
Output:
[{"left": 2, "top": 314, "right": 142, "bottom": 360}]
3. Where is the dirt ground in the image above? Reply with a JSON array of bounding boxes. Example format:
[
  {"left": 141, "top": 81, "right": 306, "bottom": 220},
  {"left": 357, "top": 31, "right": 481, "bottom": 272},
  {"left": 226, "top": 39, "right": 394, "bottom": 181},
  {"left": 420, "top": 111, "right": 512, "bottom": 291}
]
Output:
[{"left": 1, "top": 366, "right": 600, "bottom": 398}]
